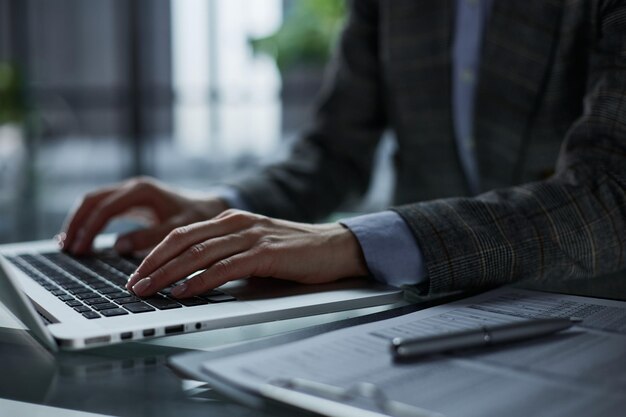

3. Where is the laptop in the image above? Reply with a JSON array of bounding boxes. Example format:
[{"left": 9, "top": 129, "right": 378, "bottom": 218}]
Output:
[{"left": 0, "top": 236, "right": 402, "bottom": 351}]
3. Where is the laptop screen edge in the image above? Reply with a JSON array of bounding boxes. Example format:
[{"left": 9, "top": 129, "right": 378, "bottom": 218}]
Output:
[{"left": 0, "top": 256, "right": 59, "bottom": 352}]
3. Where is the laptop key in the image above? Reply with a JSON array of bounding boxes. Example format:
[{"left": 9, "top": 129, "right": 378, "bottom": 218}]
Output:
[
  {"left": 92, "top": 302, "right": 119, "bottom": 311},
  {"left": 77, "top": 292, "right": 100, "bottom": 300},
  {"left": 124, "top": 302, "right": 156, "bottom": 313},
  {"left": 87, "top": 281, "right": 110, "bottom": 289},
  {"left": 51, "top": 289, "right": 66, "bottom": 296},
  {"left": 114, "top": 296, "right": 140, "bottom": 304},
  {"left": 82, "top": 311, "right": 101, "bottom": 319},
  {"left": 203, "top": 294, "right": 237, "bottom": 303},
  {"left": 85, "top": 297, "right": 110, "bottom": 305},
  {"left": 76, "top": 274, "right": 99, "bottom": 283},
  {"left": 144, "top": 296, "right": 182, "bottom": 310},
  {"left": 74, "top": 305, "right": 91, "bottom": 313},
  {"left": 199, "top": 289, "right": 226, "bottom": 297},
  {"left": 111, "top": 263, "right": 135, "bottom": 275},
  {"left": 121, "top": 256, "right": 141, "bottom": 267},
  {"left": 57, "top": 294, "right": 75, "bottom": 302},
  {"left": 96, "top": 286, "right": 121, "bottom": 294},
  {"left": 177, "top": 297, "right": 209, "bottom": 307},
  {"left": 107, "top": 291, "right": 132, "bottom": 299},
  {"left": 82, "top": 261, "right": 127, "bottom": 282},
  {"left": 98, "top": 256, "right": 137, "bottom": 275},
  {"left": 100, "top": 308, "right": 129, "bottom": 317},
  {"left": 65, "top": 300, "right": 82, "bottom": 307},
  {"left": 107, "top": 276, "right": 129, "bottom": 287},
  {"left": 63, "top": 283, "right": 88, "bottom": 290},
  {"left": 51, "top": 276, "right": 72, "bottom": 284},
  {"left": 68, "top": 287, "right": 93, "bottom": 295}
]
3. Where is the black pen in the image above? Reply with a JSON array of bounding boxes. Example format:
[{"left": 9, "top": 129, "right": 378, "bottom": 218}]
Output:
[{"left": 391, "top": 317, "right": 580, "bottom": 362}]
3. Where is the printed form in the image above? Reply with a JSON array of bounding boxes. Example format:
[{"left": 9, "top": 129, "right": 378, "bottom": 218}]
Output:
[{"left": 202, "top": 288, "right": 626, "bottom": 417}]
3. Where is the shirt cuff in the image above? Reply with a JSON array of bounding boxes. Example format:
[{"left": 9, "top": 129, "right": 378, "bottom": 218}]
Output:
[
  {"left": 340, "top": 211, "right": 427, "bottom": 288},
  {"left": 210, "top": 186, "right": 252, "bottom": 212}
]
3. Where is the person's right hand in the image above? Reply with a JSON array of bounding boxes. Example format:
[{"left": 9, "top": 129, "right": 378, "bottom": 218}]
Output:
[{"left": 58, "top": 177, "right": 229, "bottom": 256}]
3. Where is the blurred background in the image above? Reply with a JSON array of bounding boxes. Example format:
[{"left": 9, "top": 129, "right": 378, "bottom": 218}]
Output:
[{"left": 0, "top": 0, "right": 394, "bottom": 244}]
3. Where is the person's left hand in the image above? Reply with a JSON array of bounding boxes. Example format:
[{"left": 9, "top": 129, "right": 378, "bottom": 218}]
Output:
[{"left": 125, "top": 209, "right": 369, "bottom": 298}]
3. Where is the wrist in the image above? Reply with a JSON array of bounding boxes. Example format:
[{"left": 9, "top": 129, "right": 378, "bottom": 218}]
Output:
[{"left": 334, "top": 223, "right": 369, "bottom": 278}]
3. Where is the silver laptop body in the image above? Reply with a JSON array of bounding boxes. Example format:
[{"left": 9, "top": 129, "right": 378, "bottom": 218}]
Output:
[{"left": 0, "top": 237, "right": 401, "bottom": 351}]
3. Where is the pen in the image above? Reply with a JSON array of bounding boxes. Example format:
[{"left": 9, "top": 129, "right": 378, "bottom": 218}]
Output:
[{"left": 391, "top": 317, "right": 580, "bottom": 362}]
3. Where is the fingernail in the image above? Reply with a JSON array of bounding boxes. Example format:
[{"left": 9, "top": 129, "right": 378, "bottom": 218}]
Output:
[
  {"left": 132, "top": 277, "right": 152, "bottom": 295},
  {"left": 114, "top": 238, "right": 133, "bottom": 254},
  {"left": 126, "top": 272, "right": 138, "bottom": 290},
  {"left": 171, "top": 283, "right": 188, "bottom": 298},
  {"left": 54, "top": 234, "right": 65, "bottom": 249}
]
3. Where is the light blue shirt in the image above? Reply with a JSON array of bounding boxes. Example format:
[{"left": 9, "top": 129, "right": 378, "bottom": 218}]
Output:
[{"left": 221, "top": 0, "right": 493, "bottom": 288}]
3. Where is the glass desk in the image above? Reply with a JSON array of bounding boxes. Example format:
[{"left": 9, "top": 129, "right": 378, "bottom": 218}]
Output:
[
  {"left": 0, "top": 270, "right": 624, "bottom": 417},
  {"left": 0, "top": 301, "right": 407, "bottom": 417}
]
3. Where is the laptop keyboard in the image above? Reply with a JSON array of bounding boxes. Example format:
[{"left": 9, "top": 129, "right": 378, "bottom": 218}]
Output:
[{"left": 6, "top": 251, "right": 237, "bottom": 320}]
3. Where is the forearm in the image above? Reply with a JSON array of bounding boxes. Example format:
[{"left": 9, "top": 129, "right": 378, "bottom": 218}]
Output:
[
  {"left": 394, "top": 159, "right": 626, "bottom": 294},
  {"left": 395, "top": 0, "right": 626, "bottom": 295}
]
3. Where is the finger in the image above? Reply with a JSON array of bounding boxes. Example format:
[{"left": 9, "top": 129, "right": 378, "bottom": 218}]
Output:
[
  {"left": 129, "top": 233, "right": 251, "bottom": 297},
  {"left": 70, "top": 185, "right": 157, "bottom": 255},
  {"left": 114, "top": 216, "right": 183, "bottom": 255},
  {"left": 170, "top": 252, "right": 258, "bottom": 298},
  {"left": 54, "top": 232, "right": 67, "bottom": 250},
  {"left": 62, "top": 187, "right": 117, "bottom": 250},
  {"left": 132, "top": 214, "right": 250, "bottom": 279}
]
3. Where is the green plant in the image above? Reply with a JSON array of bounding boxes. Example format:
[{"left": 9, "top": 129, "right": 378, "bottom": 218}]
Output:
[
  {"left": 249, "top": 0, "right": 346, "bottom": 73},
  {"left": 0, "top": 63, "right": 25, "bottom": 124}
]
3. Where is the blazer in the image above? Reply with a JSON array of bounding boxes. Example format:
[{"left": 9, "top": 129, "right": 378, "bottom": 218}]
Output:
[{"left": 229, "top": 0, "right": 626, "bottom": 294}]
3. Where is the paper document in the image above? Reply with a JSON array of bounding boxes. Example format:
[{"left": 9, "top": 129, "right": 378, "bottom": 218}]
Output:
[{"left": 202, "top": 288, "right": 626, "bottom": 417}]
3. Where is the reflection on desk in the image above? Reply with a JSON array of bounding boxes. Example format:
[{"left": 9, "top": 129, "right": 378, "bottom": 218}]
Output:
[{"left": 0, "top": 303, "right": 397, "bottom": 417}]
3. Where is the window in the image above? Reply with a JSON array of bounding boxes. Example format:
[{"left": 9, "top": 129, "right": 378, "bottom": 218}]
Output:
[
  {"left": 0, "top": 0, "right": 285, "bottom": 242},
  {"left": 0, "top": 0, "right": 391, "bottom": 243}
]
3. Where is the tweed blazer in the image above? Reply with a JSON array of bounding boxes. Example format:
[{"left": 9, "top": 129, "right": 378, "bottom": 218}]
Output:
[{"left": 230, "top": 0, "right": 626, "bottom": 294}]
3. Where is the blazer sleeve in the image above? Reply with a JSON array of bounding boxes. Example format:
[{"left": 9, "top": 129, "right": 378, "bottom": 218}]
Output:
[
  {"left": 393, "top": 0, "right": 626, "bottom": 295},
  {"left": 226, "top": 0, "right": 386, "bottom": 222}
]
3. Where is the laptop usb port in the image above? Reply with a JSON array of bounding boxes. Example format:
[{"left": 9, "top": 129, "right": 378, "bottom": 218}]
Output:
[
  {"left": 85, "top": 335, "right": 111, "bottom": 346},
  {"left": 143, "top": 329, "right": 155, "bottom": 337},
  {"left": 165, "top": 325, "right": 184, "bottom": 335},
  {"left": 120, "top": 332, "right": 133, "bottom": 340}
]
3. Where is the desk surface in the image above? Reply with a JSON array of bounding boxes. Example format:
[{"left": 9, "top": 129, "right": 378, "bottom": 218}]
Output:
[
  {"left": 0, "top": 302, "right": 404, "bottom": 417},
  {"left": 0, "top": 271, "right": 624, "bottom": 417}
]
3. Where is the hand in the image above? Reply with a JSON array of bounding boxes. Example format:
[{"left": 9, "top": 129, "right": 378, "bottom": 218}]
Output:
[
  {"left": 126, "top": 209, "right": 369, "bottom": 298},
  {"left": 59, "top": 177, "right": 229, "bottom": 256}
]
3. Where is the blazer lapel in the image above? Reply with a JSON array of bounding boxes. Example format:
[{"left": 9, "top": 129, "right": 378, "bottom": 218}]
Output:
[{"left": 474, "top": 0, "right": 563, "bottom": 190}]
